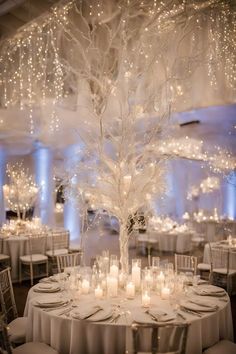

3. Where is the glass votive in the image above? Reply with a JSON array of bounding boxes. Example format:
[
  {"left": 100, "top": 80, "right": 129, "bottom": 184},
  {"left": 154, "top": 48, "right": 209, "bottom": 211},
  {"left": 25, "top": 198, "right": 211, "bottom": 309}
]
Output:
[
  {"left": 119, "top": 272, "right": 127, "bottom": 288},
  {"left": 110, "top": 258, "right": 119, "bottom": 278},
  {"left": 141, "top": 283, "right": 151, "bottom": 308},
  {"left": 94, "top": 284, "right": 103, "bottom": 299},
  {"left": 126, "top": 279, "right": 135, "bottom": 299},
  {"left": 107, "top": 275, "right": 118, "bottom": 297},
  {"left": 81, "top": 278, "right": 90, "bottom": 294},
  {"left": 132, "top": 258, "right": 141, "bottom": 290},
  {"left": 142, "top": 268, "right": 154, "bottom": 289},
  {"left": 161, "top": 286, "right": 171, "bottom": 300},
  {"left": 156, "top": 270, "right": 165, "bottom": 294}
]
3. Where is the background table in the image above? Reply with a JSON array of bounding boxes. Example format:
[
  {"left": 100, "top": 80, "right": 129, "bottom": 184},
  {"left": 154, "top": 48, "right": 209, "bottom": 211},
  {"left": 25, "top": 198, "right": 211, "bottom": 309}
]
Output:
[
  {"left": 203, "top": 241, "right": 236, "bottom": 269},
  {"left": 24, "top": 283, "right": 233, "bottom": 354},
  {"left": 0, "top": 228, "right": 69, "bottom": 282}
]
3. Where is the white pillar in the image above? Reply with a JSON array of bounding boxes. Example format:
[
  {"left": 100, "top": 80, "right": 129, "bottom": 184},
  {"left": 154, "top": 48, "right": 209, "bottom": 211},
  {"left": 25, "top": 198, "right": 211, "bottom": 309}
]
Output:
[
  {"left": 0, "top": 147, "right": 6, "bottom": 225},
  {"left": 63, "top": 144, "right": 81, "bottom": 246},
  {"left": 33, "top": 144, "right": 55, "bottom": 225}
]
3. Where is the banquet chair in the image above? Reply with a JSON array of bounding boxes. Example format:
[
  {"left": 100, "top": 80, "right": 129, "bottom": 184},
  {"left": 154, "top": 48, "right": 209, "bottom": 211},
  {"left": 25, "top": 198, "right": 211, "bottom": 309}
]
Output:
[
  {"left": 0, "top": 314, "right": 59, "bottom": 354},
  {"left": 0, "top": 268, "right": 27, "bottom": 345},
  {"left": 46, "top": 231, "right": 69, "bottom": 274},
  {"left": 0, "top": 238, "right": 10, "bottom": 269},
  {"left": 209, "top": 244, "right": 236, "bottom": 295},
  {"left": 57, "top": 252, "right": 81, "bottom": 273},
  {"left": 131, "top": 322, "right": 189, "bottom": 354},
  {"left": 174, "top": 254, "right": 198, "bottom": 275},
  {"left": 19, "top": 236, "right": 48, "bottom": 286}
]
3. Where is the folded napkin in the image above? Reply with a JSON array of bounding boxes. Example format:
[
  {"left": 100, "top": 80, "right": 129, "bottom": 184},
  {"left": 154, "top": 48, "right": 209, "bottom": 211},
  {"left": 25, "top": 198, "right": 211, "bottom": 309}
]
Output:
[
  {"left": 71, "top": 305, "right": 112, "bottom": 322},
  {"left": 71, "top": 305, "right": 102, "bottom": 320},
  {"left": 193, "top": 285, "right": 225, "bottom": 297},
  {"left": 181, "top": 300, "right": 218, "bottom": 312},
  {"left": 148, "top": 309, "right": 176, "bottom": 322}
]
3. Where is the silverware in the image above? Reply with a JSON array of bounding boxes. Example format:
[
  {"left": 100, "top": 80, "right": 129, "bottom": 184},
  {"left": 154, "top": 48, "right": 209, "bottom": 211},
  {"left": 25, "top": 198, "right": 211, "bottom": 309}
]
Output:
[
  {"left": 145, "top": 310, "right": 159, "bottom": 322},
  {"left": 176, "top": 311, "right": 187, "bottom": 320},
  {"left": 109, "top": 313, "right": 121, "bottom": 323}
]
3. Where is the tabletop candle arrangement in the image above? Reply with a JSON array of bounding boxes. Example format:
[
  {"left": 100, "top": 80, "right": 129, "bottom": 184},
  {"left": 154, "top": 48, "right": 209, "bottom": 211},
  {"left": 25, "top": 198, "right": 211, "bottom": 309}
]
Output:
[{"left": 66, "top": 252, "right": 190, "bottom": 306}]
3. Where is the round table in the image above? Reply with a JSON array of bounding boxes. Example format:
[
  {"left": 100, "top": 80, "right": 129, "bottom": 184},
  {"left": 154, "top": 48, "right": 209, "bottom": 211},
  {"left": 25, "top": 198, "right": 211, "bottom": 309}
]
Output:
[
  {"left": 24, "top": 281, "right": 233, "bottom": 354},
  {"left": 138, "top": 230, "right": 193, "bottom": 253},
  {"left": 0, "top": 228, "right": 69, "bottom": 282}
]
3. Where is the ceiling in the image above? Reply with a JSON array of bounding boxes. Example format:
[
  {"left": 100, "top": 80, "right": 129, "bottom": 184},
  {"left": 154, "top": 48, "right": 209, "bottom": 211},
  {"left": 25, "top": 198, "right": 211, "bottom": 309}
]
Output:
[{"left": 0, "top": 0, "right": 59, "bottom": 39}]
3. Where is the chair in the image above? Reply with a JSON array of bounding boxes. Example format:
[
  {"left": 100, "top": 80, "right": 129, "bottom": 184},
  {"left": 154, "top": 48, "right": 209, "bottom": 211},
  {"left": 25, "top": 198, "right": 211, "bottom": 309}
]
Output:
[
  {"left": 209, "top": 243, "right": 236, "bottom": 295},
  {"left": 131, "top": 322, "right": 189, "bottom": 354},
  {"left": 56, "top": 252, "right": 81, "bottom": 273},
  {"left": 0, "top": 238, "right": 10, "bottom": 268},
  {"left": 0, "top": 268, "right": 27, "bottom": 345},
  {"left": 46, "top": 231, "right": 69, "bottom": 274},
  {"left": 174, "top": 254, "right": 198, "bottom": 275},
  {"left": 19, "top": 236, "right": 48, "bottom": 286},
  {"left": 0, "top": 314, "right": 59, "bottom": 354},
  {"left": 202, "top": 339, "right": 236, "bottom": 354}
]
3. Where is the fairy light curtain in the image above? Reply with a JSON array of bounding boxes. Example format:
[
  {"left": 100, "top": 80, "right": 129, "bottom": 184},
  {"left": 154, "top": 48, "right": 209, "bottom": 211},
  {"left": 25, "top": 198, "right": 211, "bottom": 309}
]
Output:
[{"left": 0, "top": 0, "right": 235, "bottom": 145}]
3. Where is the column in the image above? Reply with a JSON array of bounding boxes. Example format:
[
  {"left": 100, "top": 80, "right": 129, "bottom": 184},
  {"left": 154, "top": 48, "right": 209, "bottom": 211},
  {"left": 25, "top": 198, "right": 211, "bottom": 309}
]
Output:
[
  {"left": 33, "top": 143, "right": 55, "bottom": 225},
  {"left": 223, "top": 171, "right": 236, "bottom": 219},
  {"left": 63, "top": 144, "right": 81, "bottom": 246},
  {"left": 0, "top": 147, "right": 6, "bottom": 225}
]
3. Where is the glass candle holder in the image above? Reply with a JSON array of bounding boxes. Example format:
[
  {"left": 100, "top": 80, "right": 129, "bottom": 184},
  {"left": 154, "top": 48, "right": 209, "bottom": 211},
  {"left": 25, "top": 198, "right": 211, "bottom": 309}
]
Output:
[
  {"left": 142, "top": 268, "right": 154, "bottom": 289},
  {"left": 126, "top": 277, "right": 135, "bottom": 299},
  {"left": 161, "top": 286, "right": 171, "bottom": 300},
  {"left": 132, "top": 258, "right": 141, "bottom": 290},
  {"left": 110, "top": 258, "right": 119, "bottom": 278},
  {"left": 94, "top": 284, "right": 104, "bottom": 299},
  {"left": 107, "top": 275, "right": 118, "bottom": 297},
  {"left": 141, "top": 282, "right": 151, "bottom": 308}
]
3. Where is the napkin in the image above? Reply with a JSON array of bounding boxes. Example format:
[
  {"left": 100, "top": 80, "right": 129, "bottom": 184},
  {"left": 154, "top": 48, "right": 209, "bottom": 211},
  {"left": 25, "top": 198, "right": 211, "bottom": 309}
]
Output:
[
  {"left": 148, "top": 309, "right": 176, "bottom": 322},
  {"left": 71, "top": 305, "right": 112, "bottom": 321},
  {"left": 180, "top": 300, "right": 218, "bottom": 312},
  {"left": 193, "top": 285, "right": 225, "bottom": 297}
]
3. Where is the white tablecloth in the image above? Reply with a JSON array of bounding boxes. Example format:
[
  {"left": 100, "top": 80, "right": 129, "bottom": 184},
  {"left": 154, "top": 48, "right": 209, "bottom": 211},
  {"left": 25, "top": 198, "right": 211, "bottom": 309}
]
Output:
[
  {"left": 194, "top": 220, "right": 236, "bottom": 242},
  {"left": 203, "top": 241, "right": 236, "bottom": 269},
  {"left": 0, "top": 228, "right": 69, "bottom": 282},
  {"left": 138, "top": 231, "right": 193, "bottom": 253},
  {"left": 24, "top": 284, "right": 233, "bottom": 354}
]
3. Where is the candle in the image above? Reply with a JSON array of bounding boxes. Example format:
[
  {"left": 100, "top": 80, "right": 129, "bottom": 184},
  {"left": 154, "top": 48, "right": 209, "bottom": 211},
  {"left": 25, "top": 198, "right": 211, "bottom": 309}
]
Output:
[
  {"left": 81, "top": 279, "right": 90, "bottom": 294},
  {"left": 110, "top": 264, "right": 119, "bottom": 278},
  {"left": 161, "top": 287, "right": 170, "bottom": 300},
  {"left": 126, "top": 281, "right": 135, "bottom": 299},
  {"left": 142, "top": 290, "right": 151, "bottom": 307},
  {"left": 132, "top": 263, "right": 141, "bottom": 289},
  {"left": 107, "top": 276, "right": 118, "bottom": 297},
  {"left": 156, "top": 271, "right": 165, "bottom": 292},
  {"left": 144, "top": 270, "right": 153, "bottom": 287},
  {"left": 95, "top": 285, "right": 103, "bottom": 299}
]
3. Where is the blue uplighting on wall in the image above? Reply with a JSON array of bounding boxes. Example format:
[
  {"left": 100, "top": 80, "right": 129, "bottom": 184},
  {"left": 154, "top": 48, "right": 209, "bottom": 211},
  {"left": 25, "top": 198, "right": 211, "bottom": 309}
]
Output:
[
  {"left": 225, "top": 172, "right": 236, "bottom": 219},
  {"left": 0, "top": 147, "right": 6, "bottom": 225},
  {"left": 34, "top": 144, "right": 54, "bottom": 225}
]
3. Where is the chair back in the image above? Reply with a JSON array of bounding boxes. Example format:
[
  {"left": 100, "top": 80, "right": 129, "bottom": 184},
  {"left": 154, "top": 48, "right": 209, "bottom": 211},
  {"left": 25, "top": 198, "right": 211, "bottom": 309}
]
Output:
[
  {"left": 209, "top": 244, "right": 229, "bottom": 273},
  {"left": 26, "top": 236, "right": 47, "bottom": 263},
  {"left": 174, "top": 254, "right": 197, "bottom": 275},
  {"left": 57, "top": 252, "right": 81, "bottom": 273},
  {"left": 49, "top": 231, "right": 69, "bottom": 256},
  {"left": 0, "top": 268, "right": 17, "bottom": 323},
  {"left": 0, "top": 314, "right": 13, "bottom": 354},
  {"left": 131, "top": 322, "right": 189, "bottom": 354}
]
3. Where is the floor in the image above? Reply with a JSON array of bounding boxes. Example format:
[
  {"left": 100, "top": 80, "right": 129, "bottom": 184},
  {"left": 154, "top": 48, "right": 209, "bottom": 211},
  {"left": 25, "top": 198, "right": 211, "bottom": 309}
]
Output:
[{"left": 13, "top": 226, "right": 236, "bottom": 342}]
